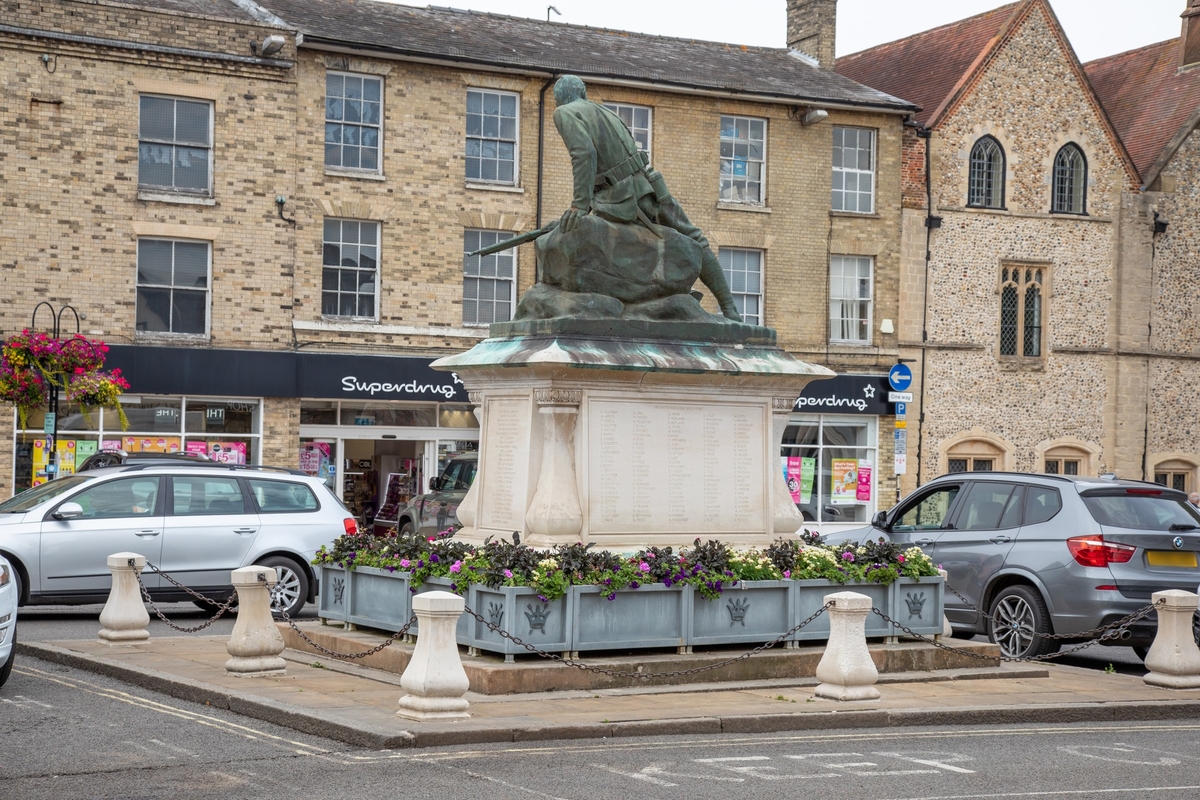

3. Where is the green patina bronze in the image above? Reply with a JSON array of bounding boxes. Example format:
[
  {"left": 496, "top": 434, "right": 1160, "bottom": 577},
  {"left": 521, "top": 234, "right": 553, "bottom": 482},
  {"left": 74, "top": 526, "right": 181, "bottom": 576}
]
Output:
[{"left": 484, "top": 75, "right": 757, "bottom": 341}]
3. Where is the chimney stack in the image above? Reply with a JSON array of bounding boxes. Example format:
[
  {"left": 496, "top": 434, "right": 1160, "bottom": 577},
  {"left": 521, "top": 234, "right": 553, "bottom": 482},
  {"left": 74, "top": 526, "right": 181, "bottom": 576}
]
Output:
[
  {"left": 787, "top": 0, "right": 838, "bottom": 69},
  {"left": 1183, "top": 0, "right": 1200, "bottom": 68}
]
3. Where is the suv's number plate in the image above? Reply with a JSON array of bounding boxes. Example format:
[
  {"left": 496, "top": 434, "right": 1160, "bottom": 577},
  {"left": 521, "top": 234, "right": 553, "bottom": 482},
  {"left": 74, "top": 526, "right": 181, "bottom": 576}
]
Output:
[{"left": 1147, "top": 550, "right": 1198, "bottom": 568}]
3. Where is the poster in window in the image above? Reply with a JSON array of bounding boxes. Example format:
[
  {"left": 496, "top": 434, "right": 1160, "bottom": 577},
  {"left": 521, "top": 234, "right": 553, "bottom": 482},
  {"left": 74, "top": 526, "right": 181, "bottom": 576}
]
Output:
[
  {"left": 185, "top": 440, "right": 209, "bottom": 458},
  {"left": 208, "top": 441, "right": 247, "bottom": 464},
  {"left": 31, "top": 439, "right": 48, "bottom": 487},
  {"left": 830, "top": 459, "right": 859, "bottom": 505},
  {"left": 299, "top": 442, "right": 330, "bottom": 475},
  {"left": 76, "top": 440, "right": 98, "bottom": 461},
  {"left": 856, "top": 461, "right": 873, "bottom": 502},
  {"left": 801, "top": 457, "right": 816, "bottom": 504},
  {"left": 781, "top": 457, "right": 805, "bottom": 503}
]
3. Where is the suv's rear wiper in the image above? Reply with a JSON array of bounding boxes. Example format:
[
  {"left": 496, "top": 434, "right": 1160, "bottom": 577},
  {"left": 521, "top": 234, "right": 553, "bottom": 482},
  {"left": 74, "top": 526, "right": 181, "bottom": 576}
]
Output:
[{"left": 1169, "top": 524, "right": 1199, "bottom": 532}]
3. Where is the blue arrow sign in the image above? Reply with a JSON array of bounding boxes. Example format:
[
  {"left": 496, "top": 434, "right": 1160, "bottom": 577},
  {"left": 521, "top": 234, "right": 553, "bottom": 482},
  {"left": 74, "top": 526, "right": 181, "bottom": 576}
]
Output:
[{"left": 888, "top": 363, "right": 913, "bottom": 392}]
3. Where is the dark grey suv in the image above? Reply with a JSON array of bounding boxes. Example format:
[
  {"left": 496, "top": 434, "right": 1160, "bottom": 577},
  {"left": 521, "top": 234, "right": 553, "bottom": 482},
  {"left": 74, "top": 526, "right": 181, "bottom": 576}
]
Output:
[{"left": 852, "top": 472, "right": 1200, "bottom": 658}]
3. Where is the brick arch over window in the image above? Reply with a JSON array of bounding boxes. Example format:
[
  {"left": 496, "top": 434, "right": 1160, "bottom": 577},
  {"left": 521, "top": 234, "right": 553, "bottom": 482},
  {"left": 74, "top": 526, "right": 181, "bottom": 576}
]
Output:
[
  {"left": 1034, "top": 437, "right": 1101, "bottom": 477},
  {"left": 968, "top": 135, "right": 1005, "bottom": 209},
  {"left": 1147, "top": 453, "right": 1200, "bottom": 494},
  {"left": 1052, "top": 143, "right": 1087, "bottom": 214},
  {"left": 938, "top": 429, "right": 1015, "bottom": 475}
]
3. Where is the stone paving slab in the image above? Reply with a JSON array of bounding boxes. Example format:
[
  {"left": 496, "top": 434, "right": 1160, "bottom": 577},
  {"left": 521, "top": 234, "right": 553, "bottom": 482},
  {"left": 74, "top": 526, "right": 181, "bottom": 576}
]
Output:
[{"left": 19, "top": 632, "right": 1200, "bottom": 750}]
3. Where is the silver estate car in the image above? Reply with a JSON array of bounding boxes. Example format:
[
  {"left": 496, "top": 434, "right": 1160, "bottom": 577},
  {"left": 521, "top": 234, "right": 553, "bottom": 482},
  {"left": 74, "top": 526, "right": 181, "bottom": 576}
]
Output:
[
  {"left": 0, "top": 464, "right": 355, "bottom": 617},
  {"left": 851, "top": 472, "right": 1200, "bottom": 658}
]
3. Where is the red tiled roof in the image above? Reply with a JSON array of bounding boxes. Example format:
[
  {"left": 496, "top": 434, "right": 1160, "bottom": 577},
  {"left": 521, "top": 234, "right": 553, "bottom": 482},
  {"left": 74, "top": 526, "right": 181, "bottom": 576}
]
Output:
[
  {"left": 836, "top": 2, "right": 1023, "bottom": 126},
  {"left": 1085, "top": 39, "right": 1200, "bottom": 182}
]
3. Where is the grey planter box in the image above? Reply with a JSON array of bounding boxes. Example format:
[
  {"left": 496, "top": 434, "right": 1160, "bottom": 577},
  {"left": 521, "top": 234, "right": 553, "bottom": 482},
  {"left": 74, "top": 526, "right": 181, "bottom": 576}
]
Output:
[
  {"left": 468, "top": 584, "right": 573, "bottom": 661},
  {"left": 890, "top": 576, "right": 946, "bottom": 636},
  {"left": 793, "top": 579, "right": 893, "bottom": 641},
  {"left": 347, "top": 566, "right": 412, "bottom": 632},
  {"left": 317, "top": 564, "right": 350, "bottom": 623},
  {"left": 571, "top": 583, "right": 689, "bottom": 652},
  {"left": 688, "top": 580, "right": 793, "bottom": 646}
]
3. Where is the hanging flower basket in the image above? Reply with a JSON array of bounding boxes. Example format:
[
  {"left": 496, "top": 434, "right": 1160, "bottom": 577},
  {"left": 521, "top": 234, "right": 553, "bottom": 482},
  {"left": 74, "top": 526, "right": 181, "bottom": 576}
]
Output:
[{"left": 0, "top": 330, "right": 129, "bottom": 428}]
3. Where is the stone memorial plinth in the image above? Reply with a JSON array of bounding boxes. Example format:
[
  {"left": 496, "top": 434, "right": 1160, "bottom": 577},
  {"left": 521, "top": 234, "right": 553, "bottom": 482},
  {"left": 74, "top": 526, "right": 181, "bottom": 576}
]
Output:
[{"left": 432, "top": 323, "right": 833, "bottom": 551}]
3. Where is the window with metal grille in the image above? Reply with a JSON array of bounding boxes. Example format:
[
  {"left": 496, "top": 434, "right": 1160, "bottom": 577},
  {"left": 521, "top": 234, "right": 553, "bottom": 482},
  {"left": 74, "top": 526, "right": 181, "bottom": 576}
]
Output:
[
  {"left": 1052, "top": 143, "right": 1087, "bottom": 214},
  {"left": 1045, "top": 458, "right": 1079, "bottom": 475},
  {"left": 948, "top": 457, "right": 995, "bottom": 473},
  {"left": 832, "top": 127, "right": 875, "bottom": 213},
  {"left": 602, "top": 103, "right": 651, "bottom": 160},
  {"left": 462, "top": 230, "right": 516, "bottom": 326},
  {"left": 968, "top": 136, "right": 1005, "bottom": 208},
  {"left": 1155, "top": 471, "right": 1192, "bottom": 493},
  {"left": 136, "top": 238, "right": 210, "bottom": 336},
  {"left": 466, "top": 89, "right": 519, "bottom": 184},
  {"left": 718, "top": 247, "right": 763, "bottom": 325},
  {"left": 829, "top": 255, "right": 873, "bottom": 344},
  {"left": 325, "top": 73, "right": 382, "bottom": 172},
  {"left": 719, "top": 115, "right": 766, "bottom": 204},
  {"left": 138, "top": 95, "right": 212, "bottom": 194},
  {"left": 322, "top": 219, "right": 379, "bottom": 319},
  {"left": 1000, "top": 265, "right": 1044, "bottom": 358}
]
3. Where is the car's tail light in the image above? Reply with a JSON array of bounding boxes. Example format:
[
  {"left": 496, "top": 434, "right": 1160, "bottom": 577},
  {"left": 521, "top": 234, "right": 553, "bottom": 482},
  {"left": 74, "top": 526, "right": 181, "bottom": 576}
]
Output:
[
  {"left": 1067, "top": 535, "right": 1136, "bottom": 567},
  {"left": 343, "top": 517, "right": 359, "bottom": 535}
]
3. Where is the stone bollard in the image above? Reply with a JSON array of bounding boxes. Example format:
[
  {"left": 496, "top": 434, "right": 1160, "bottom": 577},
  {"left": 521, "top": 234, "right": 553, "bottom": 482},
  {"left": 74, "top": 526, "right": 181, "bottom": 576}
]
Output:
[
  {"left": 225, "top": 566, "right": 287, "bottom": 676},
  {"left": 98, "top": 553, "right": 151, "bottom": 643},
  {"left": 397, "top": 591, "right": 470, "bottom": 720},
  {"left": 814, "top": 591, "right": 881, "bottom": 701},
  {"left": 1143, "top": 590, "right": 1200, "bottom": 689}
]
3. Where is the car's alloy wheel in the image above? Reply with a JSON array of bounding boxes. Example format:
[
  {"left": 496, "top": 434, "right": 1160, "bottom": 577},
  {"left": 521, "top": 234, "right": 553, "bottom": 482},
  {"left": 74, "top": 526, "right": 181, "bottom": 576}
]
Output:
[
  {"left": 989, "top": 585, "right": 1057, "bottom": 659},
  {"left": 260, "top": 557, "right": 308, "bottom": 618}
]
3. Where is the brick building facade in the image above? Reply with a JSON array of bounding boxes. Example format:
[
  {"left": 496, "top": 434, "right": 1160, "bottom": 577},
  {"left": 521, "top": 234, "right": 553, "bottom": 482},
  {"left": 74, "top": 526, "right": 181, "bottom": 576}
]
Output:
[{"left": 1, "top": 0, "right": 915, "bottom": 533}]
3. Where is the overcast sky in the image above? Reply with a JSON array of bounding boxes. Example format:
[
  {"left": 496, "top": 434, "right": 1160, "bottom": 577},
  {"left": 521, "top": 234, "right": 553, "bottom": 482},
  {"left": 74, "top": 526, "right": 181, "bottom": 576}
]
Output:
[{"left": 398, "top": 0, "right": 1184, "bottom": 63}]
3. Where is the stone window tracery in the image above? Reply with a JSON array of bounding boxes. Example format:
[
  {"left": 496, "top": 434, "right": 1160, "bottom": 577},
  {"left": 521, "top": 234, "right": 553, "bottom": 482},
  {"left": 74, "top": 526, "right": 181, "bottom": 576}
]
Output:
[
  {"left": 1000, "top": 265, "right": 1044, "bottom": 360},
  {"left": 967, "top": 136, "right": 1005, "bottom": 209},
  {"left": 1052, "top": 143, "right": 1087, "bottom": 214}
]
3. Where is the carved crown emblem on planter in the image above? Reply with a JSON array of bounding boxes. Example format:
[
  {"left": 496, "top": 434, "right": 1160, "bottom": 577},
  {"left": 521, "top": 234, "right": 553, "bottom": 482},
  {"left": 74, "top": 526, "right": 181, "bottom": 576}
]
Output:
[
  {"left": 331, "top": 576, "right": 345, "bottom": 606},
  {"left": 905, "top": 591, "right": 927, "bottom": 619},
  {"left": 525, "top": 602, "right": 551, "bottom": 633},
  {"left": 487, "top": 601, "right": 505, "bottom": 627},
  {"left": 727, "top": 596, "right": 751, "bottom": 626}
]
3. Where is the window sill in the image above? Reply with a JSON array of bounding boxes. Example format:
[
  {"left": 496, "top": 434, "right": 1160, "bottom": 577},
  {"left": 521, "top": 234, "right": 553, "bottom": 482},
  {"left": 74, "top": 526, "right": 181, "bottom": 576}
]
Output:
[
  {"left": 829, "top": 210, "right": 880, "bottom": 219},
  {"left": 963, "top": 205, "right": 1009, "bottom": 215},
  {"left": 321, "top": 315, "right": 380, "bottom": 325},
  {"left": 135, "top": 331, "right": 210, "bottom": 342},
  {"left": 716, "top": 202, "right": 770, "bottom": 214},
  {"left": 827, "top": 340, "right": 876, "bottom": 350},
  {"left": 138, "top": 191, "right": 215, "bottom": 206},
  {"left": 294, "top": 319, "right": 490, "bottom": 339},
  {"left": 466, "top": 183, "right": 524, "bottom": 194},
  {"left": 325, "top": 168, "right": 386, "bottom": 182}
]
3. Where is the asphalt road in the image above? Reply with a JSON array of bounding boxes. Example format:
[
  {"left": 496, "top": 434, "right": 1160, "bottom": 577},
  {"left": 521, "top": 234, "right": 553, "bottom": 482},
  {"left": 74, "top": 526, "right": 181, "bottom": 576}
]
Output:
[{"left": 4, "top": 654, "right": 1200, "bottom": 800}]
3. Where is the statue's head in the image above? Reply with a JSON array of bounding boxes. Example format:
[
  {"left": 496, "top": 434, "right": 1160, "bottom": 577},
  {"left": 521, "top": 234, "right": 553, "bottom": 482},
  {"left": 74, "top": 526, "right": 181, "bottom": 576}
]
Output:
[{"left": 553, "top": 75, "right": 587, "bottom": 106}]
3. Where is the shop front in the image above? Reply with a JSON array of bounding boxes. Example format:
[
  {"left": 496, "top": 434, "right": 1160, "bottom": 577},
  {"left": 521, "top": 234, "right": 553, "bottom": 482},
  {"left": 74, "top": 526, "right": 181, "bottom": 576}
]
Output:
[
  {"left": 10, "top": 346, "right": 479, "bottom": 528},
  {"left": 784, "top": 374, "right": 894, "bottom": 538}
]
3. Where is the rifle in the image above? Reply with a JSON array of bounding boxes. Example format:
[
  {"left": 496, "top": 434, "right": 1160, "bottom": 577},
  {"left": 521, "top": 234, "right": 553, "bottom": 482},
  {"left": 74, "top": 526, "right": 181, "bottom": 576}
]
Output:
[{"left": 466, "top": 221, "right": 558, "bottom": 258}]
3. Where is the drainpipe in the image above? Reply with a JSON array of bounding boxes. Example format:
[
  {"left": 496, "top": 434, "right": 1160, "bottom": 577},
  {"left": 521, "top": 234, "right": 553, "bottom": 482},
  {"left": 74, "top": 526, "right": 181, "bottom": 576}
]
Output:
[
  {"left": 905, "top": 118, "right": 936, "bottom": 488},
  {"left": 535, "top": 76, "right": 557, "bottom": 228}
]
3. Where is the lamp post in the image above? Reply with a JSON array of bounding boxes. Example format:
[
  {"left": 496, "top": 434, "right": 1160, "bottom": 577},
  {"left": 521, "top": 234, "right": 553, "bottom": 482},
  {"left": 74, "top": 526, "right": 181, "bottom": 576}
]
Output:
[{"left": 29, "top": 302, "right": 93, "bottom": 481}]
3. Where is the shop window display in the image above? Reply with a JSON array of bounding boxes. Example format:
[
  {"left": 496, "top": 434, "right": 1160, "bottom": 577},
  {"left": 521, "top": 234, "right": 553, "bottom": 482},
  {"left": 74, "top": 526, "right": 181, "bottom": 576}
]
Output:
[{"left": 780, "top": 416, "right": 877, "bottom": 525}]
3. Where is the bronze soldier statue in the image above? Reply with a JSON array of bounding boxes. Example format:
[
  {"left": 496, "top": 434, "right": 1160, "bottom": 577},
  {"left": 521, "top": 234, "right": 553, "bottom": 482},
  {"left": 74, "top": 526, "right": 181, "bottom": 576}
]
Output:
[{"left": 551, "top": 75, "right": 743, "bottom": 322}]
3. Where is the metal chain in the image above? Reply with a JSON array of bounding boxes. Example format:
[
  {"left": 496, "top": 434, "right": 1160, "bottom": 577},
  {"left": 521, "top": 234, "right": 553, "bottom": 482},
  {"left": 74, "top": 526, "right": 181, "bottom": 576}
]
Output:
[
  {"left": 459, "top": 600, "right": 834, "bottom": 680},
  {"left": 277, "top": 605, "right": 417, "bottom": 660},
  {"left": 943, "top": 582, "right": 1162, "bottom": 641},
  {"left": 130, "top": 559, "right": 239, "bottom": 634},
  {"left": 872, "top": 599, "right": 1164, "bottom": 663}
]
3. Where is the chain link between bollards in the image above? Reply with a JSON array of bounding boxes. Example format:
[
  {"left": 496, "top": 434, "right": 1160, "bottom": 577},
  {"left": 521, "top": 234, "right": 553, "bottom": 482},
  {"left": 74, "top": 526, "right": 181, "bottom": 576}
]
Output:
[
  {"left": 277, "top": 604, "right": 417, "bottom": 660},
  {"left": 131, "top": 558, "right": 238, "bottom": 633}
]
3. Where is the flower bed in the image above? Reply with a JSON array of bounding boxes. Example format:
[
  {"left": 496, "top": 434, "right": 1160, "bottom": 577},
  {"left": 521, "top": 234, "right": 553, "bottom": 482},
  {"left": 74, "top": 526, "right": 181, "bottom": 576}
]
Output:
[{"left": 312, "top": 530, "right": 943, "bottom": 656}]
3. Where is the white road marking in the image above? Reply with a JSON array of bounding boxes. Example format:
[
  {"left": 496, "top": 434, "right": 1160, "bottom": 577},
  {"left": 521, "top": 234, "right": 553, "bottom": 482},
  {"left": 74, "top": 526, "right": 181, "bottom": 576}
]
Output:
[
  {"left": 786, "top": 752, "right": 937, "bottom": 776},
  {"left": 149, "top": 738, "right": 199, "bottom": 758},
  {"left": 445, "top": 765, "right": 573, "bottom": 800},
  {"left": 0, "top": 694, "right": 54, "bottom": 709},
  {"left": 881, "top": 787, "right": 1200, "bottom": 800},
  {"left": 873, "top": 751, "right": 976, "bottom": 773},
  {"left": 693, "top": 755, "right": 838, "bottom": 780},
  {"left": 1058, "top": 745, "right": 1181, "bottom": 766},
  {"left": 590, "top": 763, "right": 677, "bottom": 786}
]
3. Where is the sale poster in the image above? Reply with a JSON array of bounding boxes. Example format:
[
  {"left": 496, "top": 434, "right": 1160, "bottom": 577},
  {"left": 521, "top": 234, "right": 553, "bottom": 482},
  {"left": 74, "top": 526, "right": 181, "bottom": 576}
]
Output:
[
  {"left": 299, "top": 442, "right": 331, "bottom": 475},
  {"left": 208, "top": 441, "right": 247, "bottom": 464},
  {"left": 830, "top": 459, "right": 859, "bottom": 505},
  {"left": 31, "top": 439, "right": 48, "bottom": 486},
  {"left": 185, "top": 441, "right": 209, "bottom": 457},
  {"left": 856, "top": 461, "right": 873, "bottom": 502},
  {"left": 783, "top": 457, "right": 803, "bottom": 502},
  {"left": 56, "top": 440, "right": 77, "bottom": 476}
]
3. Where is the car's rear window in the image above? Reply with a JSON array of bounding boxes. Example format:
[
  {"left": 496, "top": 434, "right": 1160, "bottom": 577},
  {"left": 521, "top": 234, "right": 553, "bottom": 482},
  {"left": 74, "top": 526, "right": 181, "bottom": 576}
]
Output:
[
  {"left": 248, "top": 479, "right": 319, "bottom": 513},
  {"left": 1082, "top": 491, "right": 1200, "bottom": 530}
]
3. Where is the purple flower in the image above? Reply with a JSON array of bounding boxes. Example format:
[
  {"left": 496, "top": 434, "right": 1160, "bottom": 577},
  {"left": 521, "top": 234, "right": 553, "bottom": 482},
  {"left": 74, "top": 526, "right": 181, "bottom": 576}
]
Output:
[
  {"left": 386, "top": 565, "right": 396, "bottom": 573},
  {"left": 503, "top": 569, "right": 513, "bottom": 579},
  {"left": 783, "top": 569, "right": 791, "bottom": 578},
  {"left": 450, "top": 583, "right": 458, "bottom": 591},
  {"left": 639, "top": 561, "right": 650, "bottom": 573},
  {"left": 538, "top": 594, "right": 548, "bottom": 602},
  {"left": 663, "top": 577, "right": 673, "bottom": 588},
  {"left": 841, "top": 552, "right": 855, "bottom": 562},
  {"left": 604, "top": 577, "right": 613, "bottom": 586},
  {"left": 417, "top": 559, "right": 426, "bottom": 568},
  {"left": 630, "top": 581, "right": 640, "bottom": 589},
  {"left": 607, "top": 592, "right": 616, "bottom": 601},
  {"left": 450, "top": 560, "right": 462, "bottom": 574},
  {"left": 430, "top": 554, "right": 440, "bottom": 563},
  {"left": 400, "top": 559, "right": 411, "bottom": 568}
]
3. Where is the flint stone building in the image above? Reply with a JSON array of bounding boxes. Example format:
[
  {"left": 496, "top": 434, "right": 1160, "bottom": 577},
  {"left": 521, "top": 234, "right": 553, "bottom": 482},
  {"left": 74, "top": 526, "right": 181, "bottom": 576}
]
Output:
[{"left": 1, "top": 0, "right": 914, "bottom": 533}]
